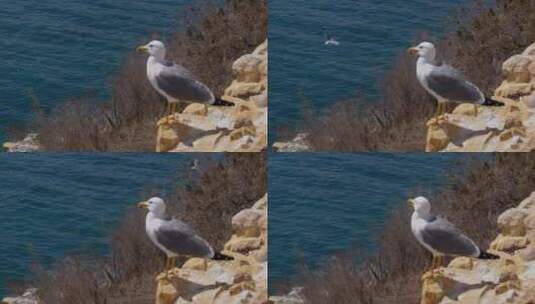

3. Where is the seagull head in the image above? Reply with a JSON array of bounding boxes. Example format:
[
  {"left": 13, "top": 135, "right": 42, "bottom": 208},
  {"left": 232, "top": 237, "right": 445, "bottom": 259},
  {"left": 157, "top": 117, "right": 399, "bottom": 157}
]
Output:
[
  {"left": 136, "top": 40, "right": 166, "bottom": 61},
  {"left": 138, "top": 197, "right": 166, "bottom": 217},
  {"left": 407, "top": 42, "right": 436, "bottom": 61},
  {"left": 407, "top": 196, "right": 432, "bottom": 216}
]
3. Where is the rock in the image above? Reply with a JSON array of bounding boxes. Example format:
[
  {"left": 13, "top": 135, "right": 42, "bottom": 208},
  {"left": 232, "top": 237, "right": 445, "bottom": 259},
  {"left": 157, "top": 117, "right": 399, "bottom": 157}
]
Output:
[
  {"left": 155, "top": 40, "right": 267, "bottom": 153},
  {"left": 155, "top": 195, "right": 268, "bottom": 304},
  {"left": 232, "top": 208, "right": 264, "bottom": 238},
  {"left": 498, "top": 208, "right": 530, "bottom": 237},
  {"left": 426, "top": 41, "right": 535, "bottom": 152},
  {"left": 419, "top": 191, "right": 535, "bottom": 304},
  {"left": 269, "top": 287, "right": 305, "bottom": 304},
  {"left": 2, "top": 288, "right": 40, "bottom": 304},
  {"left": 272, "top": 133, "right": 311, "bottom": 152},
  {"left": 3, "top": 134, "right": 40, "bottom": 153}
]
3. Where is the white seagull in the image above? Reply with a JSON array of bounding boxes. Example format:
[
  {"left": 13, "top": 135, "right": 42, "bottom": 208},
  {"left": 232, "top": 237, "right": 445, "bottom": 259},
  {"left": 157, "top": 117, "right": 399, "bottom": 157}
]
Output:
[
  {"left": 136, "top": 40, "right": 234, "bottom": 117},
  {"left": 408, "top": 196, "right": 498, "bottom": 271},
  {"left": 138, "top": 197, "right": 233, "bottom": 272},
  {"left": 324, "top": 34, "right": 340, "bottom": 46},
  {"left": 407, "top": 42, "right": 503, "bottom": 120}
]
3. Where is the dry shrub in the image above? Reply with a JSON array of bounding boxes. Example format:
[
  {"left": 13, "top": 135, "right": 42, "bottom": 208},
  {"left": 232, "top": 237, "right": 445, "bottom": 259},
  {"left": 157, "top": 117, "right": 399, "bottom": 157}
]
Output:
[
  {"left": 22, "top": 153, "right": 266, "bottom": 303},
  {"left": 290, "top": 0, "right": 535, "bottom": 151},
  {"left": 20, "top": 0, "right": 266, "bottom": 151},
  {"left": 294, "top": 153, "right": 535, "bottom": 304}
]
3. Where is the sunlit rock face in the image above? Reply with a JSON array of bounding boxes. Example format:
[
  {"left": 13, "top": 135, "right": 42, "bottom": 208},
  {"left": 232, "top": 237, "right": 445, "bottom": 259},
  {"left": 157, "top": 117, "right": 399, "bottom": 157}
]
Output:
[
  {"left": 419, "top": 191, "right": 535, "bottom": 304},
  {"left": 156, "top": 41, "right": 267, "bottom": 153},
  {"left": 426, "top": 42, "right": 535, "bottom": 153}
]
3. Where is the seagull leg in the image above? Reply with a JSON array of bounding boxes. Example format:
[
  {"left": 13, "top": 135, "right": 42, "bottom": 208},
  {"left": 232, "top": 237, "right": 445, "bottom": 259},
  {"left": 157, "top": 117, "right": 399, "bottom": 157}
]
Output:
[{"left": 170, "top": 256, "right": 176, "bottom": 269}]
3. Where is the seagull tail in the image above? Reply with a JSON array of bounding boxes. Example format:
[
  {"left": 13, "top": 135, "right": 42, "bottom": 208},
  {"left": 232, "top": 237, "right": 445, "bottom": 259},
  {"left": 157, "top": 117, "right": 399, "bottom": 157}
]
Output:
[
  {"left": 478, "top": 250, "right": 499, "bottom": 260},
  {"left": 482, "top": 97, "right": 504, "bottom": 107},
  {"left": 213, "top": 98, "right": 235, "bottom": 107},
  {"left": 212, "top": 252, "right": 234, "bottom": 261}
]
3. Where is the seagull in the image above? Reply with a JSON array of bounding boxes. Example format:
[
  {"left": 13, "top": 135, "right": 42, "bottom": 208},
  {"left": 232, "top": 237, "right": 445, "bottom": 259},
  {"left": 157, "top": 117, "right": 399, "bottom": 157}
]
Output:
[
  {"left": 136, "top": 40, "right": 234, "bottom": 118},
  {"left": 324, "top": 34, "right": 340, "bottom": 46},
  {"left": 408, "top": 196, "right": 499, "bottom": 271},
  {"left": 138, "top": 197, "right": 233, "bottom": 273},
  {"left": 407, "top": 42, "right": 504, "bottom": 121}
]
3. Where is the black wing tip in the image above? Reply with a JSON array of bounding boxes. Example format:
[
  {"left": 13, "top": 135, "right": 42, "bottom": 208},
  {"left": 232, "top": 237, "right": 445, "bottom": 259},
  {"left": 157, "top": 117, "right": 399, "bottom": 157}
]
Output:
[
  {"left": 482, "top": 97, "right": 505, "bottom": 107},
  {"left": 212, "top": 252, "right": 234, "bottom": 261},
  {"left": 213, "top": 98, "right": 235, "bottom": 107},
  {"left": 478, "top": 251, "right": 499, "bottom": 260}
]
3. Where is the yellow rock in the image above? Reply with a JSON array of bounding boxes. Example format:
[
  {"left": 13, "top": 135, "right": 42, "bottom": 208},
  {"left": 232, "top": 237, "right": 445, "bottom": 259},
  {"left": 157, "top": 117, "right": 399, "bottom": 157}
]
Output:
[
  {"left": 183, "top": 103, "right": 208, "bottom": 116},
  {"left": 182, "top": 258, "right": 208, "bottom": 271},
  {"left": 426, "top": 125, "right": 450, "bottom": 152},
  {"left": 156, "top": 125, "right": 180, "bottom": 152},
  {"left": 448, "top": 257, "right": 474, "bottom": 270},
  {"left": 155, "top": 279, "right": 179, "bottom": 304},
  {"left": 225, "top": 237, "right": 263, "bottom": 253},
  {"left": 452, "top": 103, "right": 478, "bottom": 116},
  {"left": 230, "top": 126, "right": 256, "bottom": 142},
  {"left": 420, "top": 274, "right": 444, "bottom": 304},
  {"left": 491, "top": 235, "right": 529, "bottom": 251}
]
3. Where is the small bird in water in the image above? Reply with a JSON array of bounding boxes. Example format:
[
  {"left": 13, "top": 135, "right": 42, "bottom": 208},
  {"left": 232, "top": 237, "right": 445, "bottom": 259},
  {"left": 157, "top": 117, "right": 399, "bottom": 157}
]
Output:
[{"left": 324, "top": 34, "right": 340, "bottom": 46}]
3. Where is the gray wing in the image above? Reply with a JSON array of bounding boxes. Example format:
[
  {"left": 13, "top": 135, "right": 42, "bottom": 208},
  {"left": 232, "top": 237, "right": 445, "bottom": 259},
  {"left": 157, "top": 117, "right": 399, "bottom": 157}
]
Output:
[
  {"left": 427, "top": 65, "right": 484, "bottom": 103},
  {"left": 421, "top": 217, "right": 480, "bottom": 257},
  {"left": 155, "top": 219, "right": 214, "bottom": 258},
  {"left": 156, "top": 64, "right": 215, "bottom": 103}
]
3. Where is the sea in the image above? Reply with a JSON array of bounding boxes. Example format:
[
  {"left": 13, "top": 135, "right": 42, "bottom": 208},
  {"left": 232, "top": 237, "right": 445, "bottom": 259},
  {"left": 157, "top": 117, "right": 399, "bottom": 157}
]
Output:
[
  {"left": 0, "top": 153, "right": 196, "bottom": 297},
  {"left": 0, "top": 0, "right": 189, "bottom": 143},
  {"left": 269, "top": 0, "right": 465, "bottom": 141},
  {"left": 269, "top": 153, "right": 472, "bottom": 291}
]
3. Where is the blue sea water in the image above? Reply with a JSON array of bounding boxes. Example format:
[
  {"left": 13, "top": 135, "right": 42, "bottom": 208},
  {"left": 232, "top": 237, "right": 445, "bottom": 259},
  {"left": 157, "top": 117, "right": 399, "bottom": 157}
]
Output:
[
  {"left": 0, "top": 0, "right": 192, "bottom": 143},
  {"left": 0, "top": 153, "right": 197, "bottom": 297},
  {"left": 268, "top": 153, "right": 472, "bottom": 290},
  {"left": 269, "top": 0, "right": 465, "bottom": 140}
]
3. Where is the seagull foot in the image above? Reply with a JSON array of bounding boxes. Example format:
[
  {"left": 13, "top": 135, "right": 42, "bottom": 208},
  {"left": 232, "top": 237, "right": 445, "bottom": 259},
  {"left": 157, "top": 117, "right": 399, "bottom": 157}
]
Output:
[{"left": 436, "top": 114, "right": 449, "bottom": 124}]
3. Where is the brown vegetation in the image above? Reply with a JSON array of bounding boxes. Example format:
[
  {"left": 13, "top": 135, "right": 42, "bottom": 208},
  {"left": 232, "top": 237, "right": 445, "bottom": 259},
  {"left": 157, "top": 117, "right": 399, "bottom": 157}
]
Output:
[
  {"left": 287, "top": 0, "right": 535, "bottom": 151},
  {"left": 293, "top": 153, "right": 535, "bottom": 303},
  {"left": 17, "top": 153, "right": 266, "bottom": 303},
  {"left": 14, "top": 0, "right": 267, "bottom": 151}
]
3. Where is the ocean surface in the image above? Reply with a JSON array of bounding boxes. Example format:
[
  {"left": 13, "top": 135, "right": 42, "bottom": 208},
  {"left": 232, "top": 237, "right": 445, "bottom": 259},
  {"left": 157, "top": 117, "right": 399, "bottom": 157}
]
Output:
[
  {"left": 269, "top": 153, "right": 472, "bottom": 291},
  {"left": 0, "top": 153, "right": 197, "bottom": 297},
  {"left": 0, "top": 0, "right": 190, "bottom": 143},
  {"left": 269, "top": 0, "right": 465, "bottom": 140}
]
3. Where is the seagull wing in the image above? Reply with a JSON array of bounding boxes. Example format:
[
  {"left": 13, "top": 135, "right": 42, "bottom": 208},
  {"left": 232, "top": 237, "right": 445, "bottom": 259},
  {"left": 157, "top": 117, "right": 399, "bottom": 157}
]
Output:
[
  {"left": 155, "top": 219, "right": 214, "bottom": 258},
  {"left": 420, "top": 216, "right": 480, "bottom": 257},
  {"left": 426, "top": 65, "right": 484, "bottom": 103},
  {"left": 155, "top": 64, "right": 215, "bottom": 104}
]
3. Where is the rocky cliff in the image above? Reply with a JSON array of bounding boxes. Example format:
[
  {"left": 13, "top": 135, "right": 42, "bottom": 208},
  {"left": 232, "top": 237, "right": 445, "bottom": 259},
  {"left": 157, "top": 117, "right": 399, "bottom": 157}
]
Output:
[
  {"left": 156, "top": 41, "right": 267, "bottom": 152},
  {"left": 155, "top": 194, "right": 267, "bottom": 304},
  {"left": 420, "top": 191, "right": 535, "bottom": 304},
  {"left": 426, "top": 42, "right": 535, "bottom": 152}
]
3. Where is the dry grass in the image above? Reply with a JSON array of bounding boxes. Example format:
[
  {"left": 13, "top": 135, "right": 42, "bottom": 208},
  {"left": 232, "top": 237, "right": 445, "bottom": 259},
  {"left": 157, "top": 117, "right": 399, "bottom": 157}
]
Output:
[
  {"left": 292, "top": 153, "right": 535, "bottom": 304},
  {"left": 11, "top": 0, "right": 267, "bottom": 151},
  {"left": 287, "top": 0, "right": 535, "bottom": 151},
  {"left": 15, "top": 153, "right": 266, "bottom": 303}
]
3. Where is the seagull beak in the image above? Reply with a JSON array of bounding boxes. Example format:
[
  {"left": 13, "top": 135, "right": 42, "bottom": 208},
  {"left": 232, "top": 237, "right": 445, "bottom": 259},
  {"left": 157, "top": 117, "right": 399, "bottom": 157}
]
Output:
[
  {"left": 136, "top": 45, "right": 148, "bottom": 53},
  {"left": 407, "top": 199, "right": 414, "bottom": 209},
  {"left": 137, "top": 201, "right": 149, "bottom": 209},
  {"left": 407, "top": 47, "right": 418, "bottom": 56}
]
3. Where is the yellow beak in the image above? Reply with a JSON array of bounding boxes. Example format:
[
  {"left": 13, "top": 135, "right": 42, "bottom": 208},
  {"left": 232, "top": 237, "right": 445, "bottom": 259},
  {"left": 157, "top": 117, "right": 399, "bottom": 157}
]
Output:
[
  {"left": 407, "top": 47, "right": 418, "bottom": 56},
  {"left": 138, "top": 201, "right": 149, "bottom": 209},
  {"left": 136, "top": 45, "right": 148, "bottom": 53},
  {"left": 407, "top": 199, "right": 414, "bottom": 208}
]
